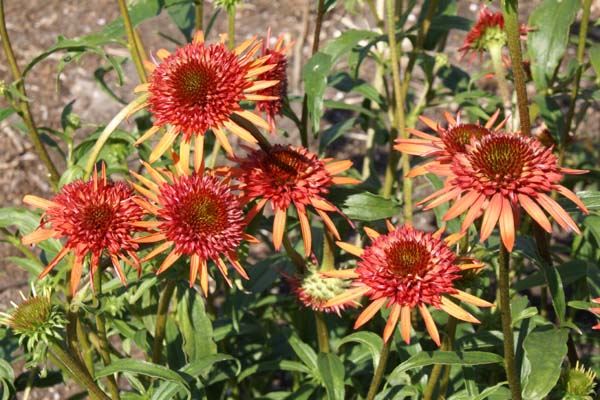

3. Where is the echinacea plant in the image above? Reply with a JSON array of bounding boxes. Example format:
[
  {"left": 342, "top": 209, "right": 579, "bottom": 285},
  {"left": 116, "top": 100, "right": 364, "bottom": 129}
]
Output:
[{"left": 0, "top": 1, "right": 598, "bottom": 399}]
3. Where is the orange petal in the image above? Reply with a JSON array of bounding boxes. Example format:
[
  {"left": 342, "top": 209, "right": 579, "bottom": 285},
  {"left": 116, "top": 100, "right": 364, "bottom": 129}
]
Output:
[
  {"left": 325, "top": 286, "right": 371, "bottom": 307},
  {"left": 177, "top": 139, "right": 191, "bottom": 176},
  {"left": 199, "top": 259, "right": 209, "bottom": 297},
  {"left": 190, "top": 254, "right": 200, "bottom": 287},
  {"left": 21, "top": 229, "right": 57, "bottom": 245},
  {"left": 479, "top": 193, "right": 502, "bottom": 242},
  {"left": 336, "top": 241, "right": 364, "bottom": 257},
  {"left": 134, "top": 125, "right": 161, "bottom": 146},
  {"left": 140, "top": 240, "right": 173, "bottom": 262},
  {"left": 38, "top": 246, "right": 70, "bottom": 279},
  {"left": 156, "top": 48, "right": 171, "bottom": 60},
  {"left": 320, "top": 269, "right": 359, "bottom": 279},
  {"left": 131, "top": 182, "right": 159, "bottom": 203},
  {"left": 405, "top": 127, "right": 439, "bottom": 141},
  {"left": 316, "top": 209, "right": 340, "bottom": 240},
  {"left": 23, "top": 195, "right": 58, "bottom": 210},
  {"left": 423, "top": 187, "right": 462, "bottom": 210},
  {"left": 233, "top": 35, "right": 258, "bottom": 55},
  {"left": 192, "top": 30, "right": 204, "bottom": 44},
  {"left": 70, "top": 256, "right": 84, "bottom": 297},
  {"left": 324, "top": 160, "right": 353, "bottom": 175},
  {"left": 461, "top": 193, "right": 486, "bottom": 233},
  {"left": 216, "top": 257, "right": 233, "bottom": 288},
  {"left": 136, "top": 232, "right": 168, "bottom": 245},
  {"left": 555, "top": 185, "right": 589, "bottom": 214},
  {"left": 226, "top": 253, "right": 249, "bottom": 280},
  {"left": 310, "top": 197, "right": 337, "bottom": 212},
  {"left": 245, "top": 80, "right": 279, "bottom": 93},
  {"left": 245, "top": 63, "right": 276, "bottom": 78},
  {"left": 451, "top": 289, "right": 493, "bottom": 307},
  {"left": 498, "top": 197, "right": 515, "bottom": 251},
  {"left": 537, "top": 193, "right": 580, "bottom": 233},
  {"left": 331, "top": 176, "right": 362, "bottom": 185},
  {"left": 419, "top": 304, "right": 440, "bottom": 346},
  {"left": 156, "top": 251, "right": 181, "bottom": 274},
  {"left": 440, "top": 297, "right": 479, "bottom": 323},
  {"left": 354, "top": 297, "right": 387, "bottom": 329},
  {"left": 134, "top": 83, "right": 150, "bottom": 93},
  {"left": 272, "top": 208, "right": 287, "bottom": 251},
  {"left": 110, "top": 255, "right": 127, "bottom": 285},
  {"left": 298, "top": 210, "right": 312, "bottom": 256},
  {"left": 223, "top": 120, "right": 258, "bottom": 144},
  {"left": 444, "top": 191, "right": 482, "bottom": 221},
  {"left": 518, "top": 193, "right": 552, "bottom": 233},
  {"left": 363, "top": 226, "right": 380, "bottom": 241},
  {"left": 213, "top": 127, "right": 234, "bottom": 157},
  {"left": 130, "top": 170, "right": 159, "bottom": 193},
  {"left": 194, "top": 134, "right": 205, "bottom": 174},
  {"left": 400, "top": 306, "right": 412, "bottom": 344},
  {"left": 149, "top": 128, "right": 178, "bottom": 163},
  {"left": 234, "top": 109, "right": 271, "bottom": 130},
  {"left": 383, "top": 303, "right": 401, "bottom": 343}
]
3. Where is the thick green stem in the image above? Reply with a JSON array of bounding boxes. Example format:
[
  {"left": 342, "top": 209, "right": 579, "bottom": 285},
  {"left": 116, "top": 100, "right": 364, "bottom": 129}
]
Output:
[
  {"left": 49, "top": 341, "right": 110, "bottom": 400},
  {"left": 0, "top": 0, "right": 60, "bottom": 191},
  {"left": 498, "top": 242, "right": 522, "bottom": 400},
  {"left": 314, "top": 230, "right": 335, "bottom": 353},
  {"left": 300, "top": 0, "right": 326, "bottom": 147},
  {"left": 76, "top": 316, "right": 95, "bottom": 377},
  {"left": 488, "top": 42, "right": 512, "bottom": 112},
  {"left": 366, "top": 338, "right": 392, "bottom": 400},
  {"left": 501, "top": 0, "right": 530, "bottom": 136},
  {"left": 314, "top": 312, "right": 329, "bottom": 353},
  {"left": 227, "top": 5, "right": 235, "bottom": 49},
  {"left": 117, "top": 0, "right": 147, "bottom": 83},
  {"left": 559, "top": 0, "right": 592, "bottom": 167},
  {"left": 423, "top": 316, "right": 457, "bottom": 400},
  {"left": 93, "top": 268, "right": 121, "bottom": 400},
  {"left": 152, "top": 280, "right": 177, "bottom": 364},
  {"left": 382, "top": 0, "right": 411, "bottom": 224},
  {"left": 194, "top": 0, "right": 203, "bottom": 32}
]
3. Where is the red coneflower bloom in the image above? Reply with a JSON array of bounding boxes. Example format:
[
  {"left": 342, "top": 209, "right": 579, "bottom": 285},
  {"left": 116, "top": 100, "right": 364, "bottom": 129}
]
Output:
[
  {"left": 324, "top": 223, "right": 491, "bottom": 345},
  {"left": 459, "top": 6, "right": 530, "bottom": 63},
  {"left": 130, "top": 161, "right": 252, "bottom": 296},
  {"left": 394, "top": 110, "right": 506, "bottom": 178},
  {"left": 255, "top": 29, "right": 292, "bottom": 134},
  {"left": 21, "top": 165, "right": 144, "bottom": 296},
  {"left": 233, "top": 144, "right": 359, "bottom": 256},
  {"left": 133, "top": 31, "right": 279, "bottom": 162},
  {"left": 286, "top": 267, "right": 358, "bottom": 316},
  {"left": 420, "top": 132, "right": 589, "bottom": 251},
  {"left": 590, "top": 298, "right": 600, "bottom": 330}
]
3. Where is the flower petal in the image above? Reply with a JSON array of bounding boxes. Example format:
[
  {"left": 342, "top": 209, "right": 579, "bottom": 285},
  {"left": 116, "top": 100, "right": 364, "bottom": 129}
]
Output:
[{"left": 354, "top": 297, "right": 387, "bottom": 329}]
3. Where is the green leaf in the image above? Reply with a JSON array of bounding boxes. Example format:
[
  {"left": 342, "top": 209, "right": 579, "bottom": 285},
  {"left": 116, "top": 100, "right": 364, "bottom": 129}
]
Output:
[
  {"left": 541, "top": 259, "right": 566, "bottom": 323},
  {"left": 0, "top": 207, "right": 41, "bottom": 232},
  {"left": 521, "top": 327, "right": 568, "bottom": 400},
  {"left": 302, "top": 52, "right": 333, "bottom": 135},
  {"left": 165, "top": 0, "right": 195, "bottom": 42},
  {"left": 319, "top": 117, "right": 359, "bottom": 152},
  {"left": 532, "top": 94, "right": 565, "bottom": 146},
  {"left": 58, "top": 165, "right": 85, "bottom": 188},
  {"left": 238, "top": 360, "right": 311, "bottom": 382},
  {"left": 558, "top": 191, "right": 600, "bottom": 212},
  {"left": 317, "top": 353, "right": 345, "bottom": 400},
  {"left": 288, "top": 335, "right": 319, "bottom": 376},
  {"left": 96, "top": 359, "right": 190, "bottom": 395},
  {"left": 527, "top": 0, "right": 580, "bottom": 89},
  {"left": 339, "top": 192, "right": 401, "bottom": 221},
  {"left": 388, "top": 351, "right": 503, "bottom": 380},
  {"left": 321, "top": 29, "right": 378, "bottom": 64},
  {"left": 176, "top": 284, "right": 217, "bottom": 362},
  {"left": 336, "top": 331, "right": 383, "bottom": 371},
  {"left": 0, "top": 107, "right": 15, "bottom": 122},
  {"left": 590, "top": 43, "right": 600, "bottom": 82}
]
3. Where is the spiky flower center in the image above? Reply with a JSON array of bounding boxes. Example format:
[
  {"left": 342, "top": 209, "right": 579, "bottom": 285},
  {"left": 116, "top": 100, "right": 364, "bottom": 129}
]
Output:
[
  {"left": 81, "top": 203, "right": 115, "bottom": 232},
  {"left": 9, "top": 296, "right": 52, "bottom": 334},
  {"left": 180, "top": 191, "right": 227, "bottom": 235},
  {"left": 175, "top": 63, "right": 215, "bottom": 100},
  {"left": 268, "top": 148, "right": 310, "bottom": 183},
  {"left": 445, "top": 124, "right": 491, "bottom": 154},
  {"left": 472, "top": 135, "right": 526, "bottom": 180},
  {"left": 387, "top": 241, "right": 431, "bottom": 277}
]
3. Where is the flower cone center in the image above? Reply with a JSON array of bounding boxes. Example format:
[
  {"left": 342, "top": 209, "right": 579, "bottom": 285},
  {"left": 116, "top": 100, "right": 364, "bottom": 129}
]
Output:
[
  {"left": 81, "top": 203, "right": 115, "bottom": 232},
  {"left": 446, "top": 124, "right": 490, "bottom": 153},
  {"left": 268, "top": 149, "right": 310, "bottom": 183},
  {"left": 180, "top": 192, "right": 227, "bottom": 235},
  {"left": 475, "top": 137, "right": 526, "bottom": 179},
  {"left": 174, "top": 63, "right": 216, "bottom": 103},
  {"left": 386, "top": 241, "right": 430, "bottom": 277},
  {"left": 9, "top": 296, "right": 52, "bottom": 333}
]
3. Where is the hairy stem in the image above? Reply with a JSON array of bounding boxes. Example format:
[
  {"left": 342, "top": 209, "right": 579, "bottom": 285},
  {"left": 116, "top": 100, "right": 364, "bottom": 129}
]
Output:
[
  {"left": 0, "top": 0, "right": 60, "bottom": 191},
  {"left": 117, "top": 0, "right": 147, "bottom": 83},
  {"left": 152, "top": 279, "right": 177, "bottom": 364},
  {"left": 501, "top": 0, "right": 530, "bottom": 136},
  {"left": 488, "top": 42, "right": 512, "bottom": 113},
  {"left": 498, "top": 242, "right": 522, "bottom": 400},
  {"left": 194, "top": 0, "right": 203, "bottom": 32},
  {"left": 423, "top": 316, "right": 457, "bottom": 400},
  {"left": 366, "top": 338, "right": 392, "bottom": 400},
  {"left": 315, "top": 312, "right": 329, "bottom": 353}
]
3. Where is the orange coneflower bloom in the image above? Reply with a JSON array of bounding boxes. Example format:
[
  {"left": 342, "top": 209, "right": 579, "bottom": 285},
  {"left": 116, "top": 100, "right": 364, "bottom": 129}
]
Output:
[
  {"left": 394, "top": 110, "right": 507, "bottom": 177},
  {"left": 590, "top": 298, "right": 600, "bottom": 330},
  {"left": 133, "top": 31, "right": 279, "bottom": 162},
  {"left": 420, "top": 132, "right": 589, "bottom": 251},
  {"left": 130, "top": 160, "right": 251, "bottom": 296},
  {"left": 325, "top": 224, "right": 491, "bottom": 345},
  {"left": 255, "top": 29, "right": 292, "bottom": 134},
  {"left": 233, "top": 144, "right": 360, "bottom": 256},
  {"left": 459, "top": 6, "right": 531, "bottom": 63},
  {"left": 21, "top": 165, "right": 145, "bottom": 296}
]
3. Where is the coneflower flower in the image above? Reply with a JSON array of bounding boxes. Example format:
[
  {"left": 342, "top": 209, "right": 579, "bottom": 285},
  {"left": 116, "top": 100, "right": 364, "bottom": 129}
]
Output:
[
  {"left": 130, "top": 161, "right": 251, "bottom": 296},
  {"left": 233, "top": 144, "right": 359, "bottom": 256},
  {"left": 324, "top": 224, "right": 491, "bottom": 345},
  {"left": 21, "top": 165, "right": 144, "bottom": 296},
  {"left": 254, "top": 29, "right": 291, "bottom": 134},
  {"left": 133, "top": 31, "right": 279, "bottom": 162},
  {"left": 589, "top": 298, "right": 600, "bottom": 330},
  {"left": 394, "top": 110, "right": 506, "bottom": 177},
  {"left": 420, "top": 132, "right": 588, "bottom": 251},
  {"left": 459, "top": 6, "right": 530, "bottom": 63}
]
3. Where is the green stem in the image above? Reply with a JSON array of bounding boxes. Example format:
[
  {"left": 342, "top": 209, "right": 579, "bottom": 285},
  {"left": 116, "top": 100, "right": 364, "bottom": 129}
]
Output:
[
  {"left": 227, "top": 5, "right": 235, "bottom": 50},
  {"left": 299, "top": 0, "right": 326, "bottom": 147},
  {"left": 488, "top": 42, "right": 512, "bottom": 111},
  {"left": 117, "top": 0, "right": 147, "bottom": 83},
  {"left": 152, "top": 279, "right": 177, "bottom": 364},
  {"left": 321, "top": 230, "right": 335, "bottom": 272},
  {"left": 423, "top": 316, "right": 457, "bottom": 400},
  {"left": 282, "top": 232, "right": 305, "bottom": 274},
  {"left": 365, "top": 0, "right": 385, "bottom": 31},
  {"left": 498, "top": 242, "right": 522, "bottom": 400},
  {"left": 49, "top": 341, "right": 110, "bottom": 400},
  {"left": 93, "top": 268, "right": 121, "bottom": 400},
  {"left": 382, "top": 0, "right": 410, "bottom": 224},
  {"left": 76, "top": 315, "right": 95, "bottom": 377},
  {"left": 559, "top": 0, "right": 591, "bottom": 167},
  {"left": 314, "top": 312, "right": 329, "bottom": 353},
  {"left": 366, "top": 338, "right": 392, "bottom": 400},
  {"left": 0, "top": 0, "right": 60, "bottom": 191},
  {"left": 230, "top": 113, "right": 272, "bottom": 151},
  {"left": 194, "top": 0, "right": 203, "bottom": 32},
  {"left": 501, "top": 0, "right": 530, "bottom": 136}
]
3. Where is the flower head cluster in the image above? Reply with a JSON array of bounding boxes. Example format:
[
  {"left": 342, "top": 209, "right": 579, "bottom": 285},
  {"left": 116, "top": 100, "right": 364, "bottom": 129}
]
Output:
[
  {"left": 233, "top": 144, "right": 359, "bottom": 256},
  {"left": 130, "top": 162, "right": 250, "bottom": 296},
  {"left": 22, "top": 165, "right": 145, "bottom": 296},
  {"left": 134, "top": 31, "right": 279, "bottom": 162},
  {"left": 558, "top": 361, "right": 597, "bottom": 400},
  {"left": 325, "top": 224, "right": 491, "bottom": 344}
]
